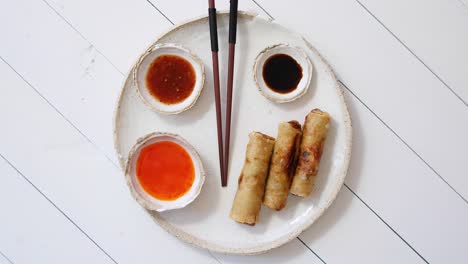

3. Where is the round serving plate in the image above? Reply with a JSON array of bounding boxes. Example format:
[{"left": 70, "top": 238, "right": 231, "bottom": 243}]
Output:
[{"left": 114, "top": 12, "right": 352, "bottom": 255}]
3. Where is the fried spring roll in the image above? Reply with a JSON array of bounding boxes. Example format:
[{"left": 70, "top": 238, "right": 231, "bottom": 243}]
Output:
[
  {"left": 230, "top": 132, "right": 275, "bottom": 225},
  {"left": 263, "top": 121, "right": 302, "bottom": 210},
  {"left": 290, "top": 109, "right": 330, "bottom": 197}
]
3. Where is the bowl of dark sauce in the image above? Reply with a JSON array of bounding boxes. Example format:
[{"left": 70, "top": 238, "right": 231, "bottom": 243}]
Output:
[{"left": 254, "top": 44, "right": 312, "bottom": 103}]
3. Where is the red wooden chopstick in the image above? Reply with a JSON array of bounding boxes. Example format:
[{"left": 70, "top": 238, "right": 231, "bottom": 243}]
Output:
[
  {"left": 223, "top": 0, "right": 238, "bottom": 187},
  {"left": 208, "top": 0, "right": 225, "bottom": 186}
]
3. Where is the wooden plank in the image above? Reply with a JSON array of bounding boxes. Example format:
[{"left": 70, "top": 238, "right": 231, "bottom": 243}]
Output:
[
  {"left": 0, "top": 60, "right": 217, "bottom": 264},
  {"left": 42, "top": 0, "right": 173, "bottom": 72},
  {"left": 357, "top": 0, "right": 468, "bottom": 104},
  {"left": 300, "top": 187, "right": 424, "bottom": 264},
  {"left": 0, "top": 0, "right": 122, "bottom": 164},
  {"left": 149, "top": 0, "right": 271, "bottom": 23},
  {"left": 0, "top": 251, "right": 13, "bottom": 264},
  {"left": 254, "top": 0, "right": 468, "bottom": 204},
  {"left": 214, "top": 239, "right": 323, "bottom": 264},
  {"left": 0, "top": 157, "right": 115, "bottom": 264},
  {"left": 342, "top": 87, "right": 468, "bottom": 263}
]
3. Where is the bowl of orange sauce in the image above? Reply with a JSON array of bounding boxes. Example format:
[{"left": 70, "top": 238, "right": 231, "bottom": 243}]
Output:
[
  {"left": 134, "top": 43, "right": 205, "bottom": 114},
  {"left": 125, "top": 132, "right": 205, "bottom": 212}
]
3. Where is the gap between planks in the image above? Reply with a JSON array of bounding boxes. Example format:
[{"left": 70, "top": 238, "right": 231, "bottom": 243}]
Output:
[
  {"left": 0, "top": 249, "right": 14, "bottom": 264},
  {"left": 353, "top": 0, "right": 468, "bottom": 108},
  {"left": 0, "top": 153, "right": 119, "bottom": 264}
]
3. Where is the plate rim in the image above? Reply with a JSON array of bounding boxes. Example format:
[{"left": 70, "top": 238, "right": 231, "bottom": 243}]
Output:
[{"left": 112, "top": 11, "right": 353, "bottom": 255}]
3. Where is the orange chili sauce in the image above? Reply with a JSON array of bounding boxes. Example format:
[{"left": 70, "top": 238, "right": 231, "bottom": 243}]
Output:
[
  {"left": 136, "top": 141, "right": 195, "bottom": 201},
  {"left": 145, "top": 55, "right": 196, "bottom": 105}
]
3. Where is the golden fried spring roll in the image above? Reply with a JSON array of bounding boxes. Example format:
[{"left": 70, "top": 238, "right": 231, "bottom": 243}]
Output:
[
  {"left": 263, "top": 121, "right": 302, "bottom": 210},
  {"left": 290, "top": 109, "right": 330, "bottom": 197},
  {"left": 230, "top": 132, "right": 275, "bottom": 225}
]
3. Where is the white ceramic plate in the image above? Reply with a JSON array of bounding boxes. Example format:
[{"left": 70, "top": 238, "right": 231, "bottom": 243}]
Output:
[{"left": 113, "top": 12, "right": 352, "bottom": 255}]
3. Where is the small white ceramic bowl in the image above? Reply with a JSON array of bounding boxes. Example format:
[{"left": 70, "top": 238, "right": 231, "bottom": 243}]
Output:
[
  {"left": 253, "top": 44, "right": 312, "bottom": 103},
  {"left": 134, "top": 43, "right": 205, "bottom": 114},
  {"left": 125, "top": 132, "right": 205, "bottom": 212}
]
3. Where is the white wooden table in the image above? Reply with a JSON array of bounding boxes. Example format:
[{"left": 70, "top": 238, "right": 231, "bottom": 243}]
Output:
[{"left": 1, "top": 0, "right": 467, "bottom": 263}]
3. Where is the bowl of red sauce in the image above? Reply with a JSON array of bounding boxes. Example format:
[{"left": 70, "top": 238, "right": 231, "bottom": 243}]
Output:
[
  {"left": 125, "top": 132, "right": 205, "bottom": 212},
  {"left": 134, "top": 43, "right": 205, "bottom": 114}
]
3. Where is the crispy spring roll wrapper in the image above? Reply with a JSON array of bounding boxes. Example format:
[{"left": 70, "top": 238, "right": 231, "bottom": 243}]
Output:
[
  {"left": 263, "top": 121, "right": 302, "bottom": 210},
  {"left": 230, "top": 132, "right": 275, "bottom": 225},
  {"left": 290, "top": 109, "right": 330, "bottom": 197}
]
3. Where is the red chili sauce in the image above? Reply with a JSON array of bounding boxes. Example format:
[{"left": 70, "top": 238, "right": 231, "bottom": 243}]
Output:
[
  {"left": 136, "top": 141, "right": 195, "bottom": 201},
  {"left": 145, "top": 55, "right": 196, "bottom": 104}
]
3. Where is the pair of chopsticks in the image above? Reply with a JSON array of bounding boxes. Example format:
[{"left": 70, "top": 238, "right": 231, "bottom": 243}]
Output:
[{"left": 208, "top": 0, "right": 238, "bottom": 187}]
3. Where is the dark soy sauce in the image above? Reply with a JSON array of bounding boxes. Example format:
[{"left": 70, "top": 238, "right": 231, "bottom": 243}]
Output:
[{"left": 262, "top": 54, "right": 302, "bottom": 94}]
